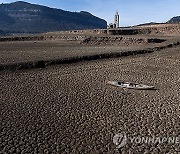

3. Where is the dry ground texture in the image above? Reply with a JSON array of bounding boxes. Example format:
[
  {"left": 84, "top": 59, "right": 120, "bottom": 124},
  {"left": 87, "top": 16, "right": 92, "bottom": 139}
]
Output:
[
  {"left": 0, "top": 25, "right": 180, "bottom": 153},
  {"left": 0, "top": 35, "right": 172, "bottom": 65},
  {"left": 1, "top": 45, "right": 180, "bottom": 154}
]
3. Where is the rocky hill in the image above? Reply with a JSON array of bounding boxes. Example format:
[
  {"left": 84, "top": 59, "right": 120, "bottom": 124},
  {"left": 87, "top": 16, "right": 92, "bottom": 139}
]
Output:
[
  {"left": 0, "top": 1, "right": 107, "bottom": 34},
  {"left": 168, "top": 16, "right": 180, "bottom": 23}
]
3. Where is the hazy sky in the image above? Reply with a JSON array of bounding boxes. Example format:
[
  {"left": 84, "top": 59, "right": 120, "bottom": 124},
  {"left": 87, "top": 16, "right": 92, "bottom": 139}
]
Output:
[{"left": 0, "top": 0, "right": 180, "bottom": 26}]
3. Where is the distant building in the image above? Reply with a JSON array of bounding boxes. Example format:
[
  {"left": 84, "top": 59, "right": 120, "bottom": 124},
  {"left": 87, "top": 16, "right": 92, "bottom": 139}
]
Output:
[
  {"left": 114, "top": 11, "right": 120, "bottom": 28},
  {"left": 108, "top": 11, "right": 120, "bottom": 29}
]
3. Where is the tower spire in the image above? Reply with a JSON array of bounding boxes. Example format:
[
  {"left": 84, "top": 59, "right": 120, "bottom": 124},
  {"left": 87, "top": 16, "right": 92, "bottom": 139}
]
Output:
[{"left": 114, "top": 11, "right": 120, "bottom": 28}]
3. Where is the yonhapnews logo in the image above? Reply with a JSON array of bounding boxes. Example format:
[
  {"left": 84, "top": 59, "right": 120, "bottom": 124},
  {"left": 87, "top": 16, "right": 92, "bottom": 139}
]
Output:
[
  {"left": 113, "top": 133, "right": 128, "bottom": 148},
  {"left": 113, "top": 133, "right": 179, "bottom": 149}
]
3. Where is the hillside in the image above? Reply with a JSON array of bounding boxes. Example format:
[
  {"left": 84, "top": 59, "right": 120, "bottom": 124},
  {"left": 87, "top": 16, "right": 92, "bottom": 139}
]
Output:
[
  {"left": 0, "top": 1, "right": 107, "bottom": 34},
  {"left": 168, "top": 16, "right": 180, "bottom": 23},
  {"left": 135, "top": 16, "right": 180, "bottom": 27}
]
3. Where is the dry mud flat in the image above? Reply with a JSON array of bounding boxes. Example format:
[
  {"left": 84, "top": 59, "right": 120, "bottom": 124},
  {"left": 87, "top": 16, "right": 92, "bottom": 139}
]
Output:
[
  {"left": 0, "top": 34, "right": 179, "bottom": 71},
  {"left": 1, "top": 45, "right": 180, "bottom": 153},
  {"left": 0, "top": 35, "right": 168, "bottom": 65}
]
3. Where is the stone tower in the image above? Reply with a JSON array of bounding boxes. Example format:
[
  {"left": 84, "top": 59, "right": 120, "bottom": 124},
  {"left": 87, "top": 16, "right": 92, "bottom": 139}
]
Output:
[{"left": 114, "top": 11, "right": 120, "bottom": 28}]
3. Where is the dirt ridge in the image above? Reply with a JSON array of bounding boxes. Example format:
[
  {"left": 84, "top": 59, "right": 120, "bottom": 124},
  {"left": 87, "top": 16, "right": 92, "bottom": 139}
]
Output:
[
  {"left": 81, "top": 36, "right": 166, "bottom": 45},
  {"left": 0, "top": 41, "right": 179, "bottom": 71}
]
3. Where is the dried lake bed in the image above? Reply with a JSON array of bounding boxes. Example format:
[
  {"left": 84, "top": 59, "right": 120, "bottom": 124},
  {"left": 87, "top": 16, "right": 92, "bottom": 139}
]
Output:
[{"left": 0, "top": 32, "right": 180, "bottom": 153}]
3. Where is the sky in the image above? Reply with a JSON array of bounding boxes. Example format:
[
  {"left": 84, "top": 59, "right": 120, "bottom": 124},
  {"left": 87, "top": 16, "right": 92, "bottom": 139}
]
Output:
[{"left": 0, "top": 0, "right": 180, "bottom": 26}]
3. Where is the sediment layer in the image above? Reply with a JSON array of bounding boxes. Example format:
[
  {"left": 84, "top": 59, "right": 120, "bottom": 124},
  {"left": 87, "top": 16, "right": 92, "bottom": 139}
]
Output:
[{"left": 0, "top": 41, "right": 179, "bottom": 71}]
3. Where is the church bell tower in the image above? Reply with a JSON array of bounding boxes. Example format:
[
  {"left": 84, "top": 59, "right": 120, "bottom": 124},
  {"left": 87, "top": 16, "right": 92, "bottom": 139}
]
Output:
[{"left": 114, "top": 11, "right": 120, "bottom": 28}]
